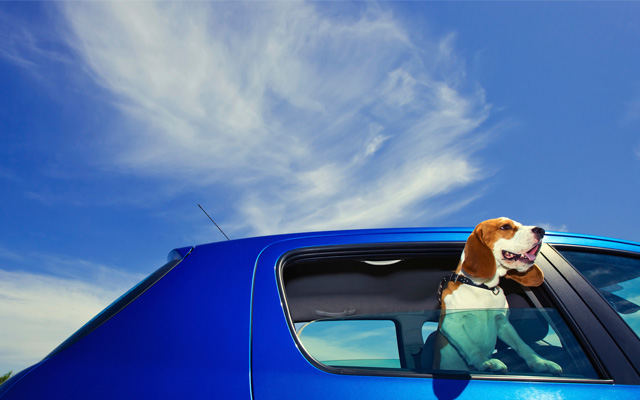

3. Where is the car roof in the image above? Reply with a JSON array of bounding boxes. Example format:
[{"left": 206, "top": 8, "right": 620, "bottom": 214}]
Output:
[{"left": 181, "top": 227, "right": 640, "bottom": 258}]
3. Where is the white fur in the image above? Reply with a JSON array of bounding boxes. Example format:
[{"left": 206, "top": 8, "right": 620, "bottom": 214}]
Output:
[{"left": 437, "top": 218, "right": 563, "bottom": 374}]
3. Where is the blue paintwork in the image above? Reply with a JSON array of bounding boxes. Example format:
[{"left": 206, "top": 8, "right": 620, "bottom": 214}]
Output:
[
  {"left": 544, "top": 231, "right": 640, "bottom": 252},
  {"left": 1, "top": 227, "right": 639, "bottom": 399}
]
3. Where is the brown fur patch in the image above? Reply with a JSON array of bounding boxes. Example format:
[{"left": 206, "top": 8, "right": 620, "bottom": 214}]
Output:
[
  {"left": 461, "top": 226, "right": 496, "bottom": 280},
  {"left": 480, "top": 217, "right": 519, "bottom": 247},
  {"left": 505, "top": 264, "right": 544, "bottom": 287}
]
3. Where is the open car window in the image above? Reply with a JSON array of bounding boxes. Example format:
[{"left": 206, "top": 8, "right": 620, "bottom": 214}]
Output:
[{"left": 280, "top": 245, "right": 601, "bottom": 380}]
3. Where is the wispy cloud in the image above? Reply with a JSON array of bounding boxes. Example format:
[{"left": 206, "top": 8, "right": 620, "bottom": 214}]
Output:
[
  {"left": 0, "top": 5, "right": 72, "bottom": 78},
  {"left": 0, "top": 245, "right": 145, "bottom": 292},
  {"left": 58, "top": 1, "right": 495, "bottom": 236},
  {"left": 537, "top": 222, "right": 570, "bottom": 233}
]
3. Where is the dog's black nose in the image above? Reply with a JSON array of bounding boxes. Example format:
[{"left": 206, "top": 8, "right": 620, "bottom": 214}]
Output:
[{"left": 533, "top": 227, "right": 545, "bottom": 238}]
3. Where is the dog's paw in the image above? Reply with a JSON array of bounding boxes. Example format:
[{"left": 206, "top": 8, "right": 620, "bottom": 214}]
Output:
[
  {"left": 528, "top": 356, "right": 563, "bottom": 375},
  {"left": 480, "top": 359, "right": 508, "bottom": 373}
]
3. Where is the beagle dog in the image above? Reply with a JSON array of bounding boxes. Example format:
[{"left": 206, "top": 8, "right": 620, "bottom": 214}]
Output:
[{"left": 435, "top": 217, "right": 563, "bottom": 374}]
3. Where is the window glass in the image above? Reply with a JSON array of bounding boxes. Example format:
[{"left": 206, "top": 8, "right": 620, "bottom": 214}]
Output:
[
  {"left": 556, "top": 249, "right": 640, "bottom": 339},
  {"left": 295, "top": 309, "right": 597, "bottom": 378},
  {"left": 282, "top": 249, "right": 600, "bottom": 379},
  {"left": 297, "top": 320, "right": 400, "bottom": 368}
]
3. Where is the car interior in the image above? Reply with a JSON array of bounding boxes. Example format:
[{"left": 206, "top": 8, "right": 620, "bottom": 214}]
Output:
[{"left": 279, "top": 244, "right": 599, "bottom": 379}]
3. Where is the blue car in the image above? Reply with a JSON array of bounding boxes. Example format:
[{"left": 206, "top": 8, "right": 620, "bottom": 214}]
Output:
[{"left": 1, "top": 227, "right": 640, "bottom": 399}]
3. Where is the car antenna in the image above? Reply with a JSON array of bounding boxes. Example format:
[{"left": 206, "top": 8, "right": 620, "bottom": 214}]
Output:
[{"left": 198, "top": 204, "right": 230, "bottom": 241}]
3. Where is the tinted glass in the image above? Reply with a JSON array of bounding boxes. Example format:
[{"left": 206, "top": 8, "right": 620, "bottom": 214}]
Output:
[
  {"left": 297, "top": 320, "right": 400, "bottom": 368},
  {"left": 556, "top": 249, "right": 640, "bottom": 339},
  {"left": 295, "top": 309, "right": 598, "bottom": 379}
]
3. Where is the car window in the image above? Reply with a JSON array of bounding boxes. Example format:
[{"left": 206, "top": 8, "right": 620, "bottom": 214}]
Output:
[
  {"left": 295, "top": 308, "right": 596, "bottom": 379},
  {"left": 297, "top": 320, "right": 401, "bottom": 368},
  {"left": 280, "top": 246, "right": 601, "bottom": 380},
  {"left": 555, "top": 248, "right": 640, "bottom": 339}
]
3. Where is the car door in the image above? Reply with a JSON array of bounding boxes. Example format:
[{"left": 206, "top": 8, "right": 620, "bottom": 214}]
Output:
[{"left": 250, "top": 231, "right": 638, "bottom": 400}]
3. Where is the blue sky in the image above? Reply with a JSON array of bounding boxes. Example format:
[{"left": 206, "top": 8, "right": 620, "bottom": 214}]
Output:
[{"left": 1, "top": 1, "right": 640, "bottom": 374}]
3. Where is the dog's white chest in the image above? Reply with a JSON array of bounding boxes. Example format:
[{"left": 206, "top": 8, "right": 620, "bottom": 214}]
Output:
[{"left": 440, "top": 287, "right": 510, "bottom": 369}]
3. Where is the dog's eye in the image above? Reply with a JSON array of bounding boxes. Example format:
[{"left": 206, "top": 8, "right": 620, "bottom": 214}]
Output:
[{"left": 500, "top": 224, "right": 513, "bottom": 230}]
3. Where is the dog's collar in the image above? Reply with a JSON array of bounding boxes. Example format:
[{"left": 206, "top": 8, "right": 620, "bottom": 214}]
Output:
[{"left": 437, "top": 272, "right": 501, "bottom": 304}]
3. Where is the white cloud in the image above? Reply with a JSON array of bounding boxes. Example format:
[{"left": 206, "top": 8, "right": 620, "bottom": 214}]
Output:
[
  {"left": 0, "top": 245, "right": 146, "bottom": 293},
  {"left": 59, "top": 1, "right": 494, "bottom": 236},
  {"left": 0, "top": 7, "right": 73, "bottom": 78},
  {"left": 1, "top": 1, "right": 501, "bottom": 375},
  {"left": 537, "top": 222, "right": 570, "bottom": 233}
]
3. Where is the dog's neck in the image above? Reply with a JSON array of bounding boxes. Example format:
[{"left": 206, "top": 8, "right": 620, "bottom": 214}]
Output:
[
  {"left": 458, "top": 253, "right": 503, "bottom": 288},
  {"left": 458, "top": 267, "right": 501, "bottom": 288}
]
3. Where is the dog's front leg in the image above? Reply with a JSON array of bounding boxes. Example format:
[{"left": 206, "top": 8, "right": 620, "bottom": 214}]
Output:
[
  {"left": 495, "top": 314, "right": 563, "bottom": 375},
  {"left": 440, "top": 314, "right": 507, "bottom": 373}
]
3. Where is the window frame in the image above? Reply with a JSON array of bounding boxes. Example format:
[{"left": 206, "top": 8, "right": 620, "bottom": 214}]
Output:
[{"left": 277, "top": 242, "right": 617, "bottom": 384}]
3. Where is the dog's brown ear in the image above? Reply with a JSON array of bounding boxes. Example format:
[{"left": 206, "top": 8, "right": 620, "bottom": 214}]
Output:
[
  {"left": 505, "top": 264, "right": 544, "bottom": 287},
  {"left": 461, "top": 226, "right": 496, "bottom": 280}
]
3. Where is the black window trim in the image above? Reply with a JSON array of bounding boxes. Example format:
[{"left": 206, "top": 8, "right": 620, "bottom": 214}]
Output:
[{"left": 277, "top": 242, "right": 613, "bottom": 384}]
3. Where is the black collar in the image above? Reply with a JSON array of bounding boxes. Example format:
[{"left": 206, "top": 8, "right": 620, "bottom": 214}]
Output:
[{"left": 437, "top": 272, "right": 501, "bottom": 305}]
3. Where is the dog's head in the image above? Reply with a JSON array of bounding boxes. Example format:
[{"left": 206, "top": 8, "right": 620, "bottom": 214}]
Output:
[{"left": 461, "top": 217, "right": 545, "bottom": 287}]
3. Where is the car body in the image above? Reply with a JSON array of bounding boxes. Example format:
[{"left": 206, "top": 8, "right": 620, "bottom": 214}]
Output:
[{"left": 1, "top": 227, "right": 640, "bottom": 399}]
